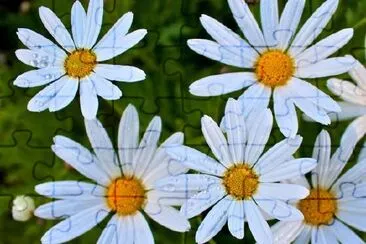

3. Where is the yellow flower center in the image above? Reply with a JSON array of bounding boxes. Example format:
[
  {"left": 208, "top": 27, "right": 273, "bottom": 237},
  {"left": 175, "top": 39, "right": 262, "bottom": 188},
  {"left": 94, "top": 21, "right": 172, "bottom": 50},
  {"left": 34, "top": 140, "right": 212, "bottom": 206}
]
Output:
[
  {"left": 106, "top": 177, "right": 146, "bottom": 216},
  {"left": 255, "top": 50, "right": 294, "bottom": 87},
  {"left": 222, "top": 164, "right": 259, "bottom": 200},
  {"left": 64, "top": 49, "right": 97, "bottom": 78},
  {"left": 298, "top": 188, "right": 338, "bottom": 226}
]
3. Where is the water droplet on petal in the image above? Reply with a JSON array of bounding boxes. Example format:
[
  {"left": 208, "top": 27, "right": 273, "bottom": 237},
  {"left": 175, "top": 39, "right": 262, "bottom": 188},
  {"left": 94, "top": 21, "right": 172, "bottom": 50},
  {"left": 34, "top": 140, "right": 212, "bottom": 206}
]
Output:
[
  {"left": 39, "top": 60, "right": 48, "bottom": 68},
  {"left": 30, "top": 60, "right": 38, "bottom": 66}
]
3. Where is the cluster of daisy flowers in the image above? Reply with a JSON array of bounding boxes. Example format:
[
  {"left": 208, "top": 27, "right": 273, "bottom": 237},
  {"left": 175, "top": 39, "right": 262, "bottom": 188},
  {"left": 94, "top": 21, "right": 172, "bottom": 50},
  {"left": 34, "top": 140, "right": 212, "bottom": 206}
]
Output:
[{"left": 11, "top": 0, "right": 366, "bottom": 243}]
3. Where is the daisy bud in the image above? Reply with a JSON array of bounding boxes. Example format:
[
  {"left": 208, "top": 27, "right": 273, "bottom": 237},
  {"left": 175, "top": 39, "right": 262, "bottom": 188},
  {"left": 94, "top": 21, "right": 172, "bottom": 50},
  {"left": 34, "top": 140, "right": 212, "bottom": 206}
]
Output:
[{"left": 12, "top": 195, "right": 35, "bottom": 222}]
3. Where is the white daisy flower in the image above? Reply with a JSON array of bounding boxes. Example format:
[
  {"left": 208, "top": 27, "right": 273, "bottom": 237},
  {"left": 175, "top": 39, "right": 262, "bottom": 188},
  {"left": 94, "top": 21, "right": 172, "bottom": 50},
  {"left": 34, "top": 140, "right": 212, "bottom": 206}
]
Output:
[
  {"left": 34, "top": 105, "right": 190, "bottom": 244},
  {"left": 327, "top": 58, "right": 366, "bottom": 139},
  {"left": 14, "top": 0, "right": 147, "bottom": 119},
  {"left": 187, "top": 0, "right": 355, "bottom": 138},
  {"left": 271, "top": 128, "right": 366, "bottom": 244},
  {"left": 156, "top": 99, "right": 317, "bottom": 244}
]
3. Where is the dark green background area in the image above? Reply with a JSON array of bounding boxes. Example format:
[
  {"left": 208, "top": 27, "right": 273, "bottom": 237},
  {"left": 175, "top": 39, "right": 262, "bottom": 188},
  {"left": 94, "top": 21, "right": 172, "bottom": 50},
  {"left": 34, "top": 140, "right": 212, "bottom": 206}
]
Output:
[{"left": 0, "top": 0, "right": 365, "bottom": 243}]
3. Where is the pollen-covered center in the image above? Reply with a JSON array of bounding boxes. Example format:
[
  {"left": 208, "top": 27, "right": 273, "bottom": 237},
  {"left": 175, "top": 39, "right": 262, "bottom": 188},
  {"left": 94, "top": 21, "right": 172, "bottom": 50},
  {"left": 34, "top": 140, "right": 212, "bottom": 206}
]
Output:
[
  {"left": 106, "top": 177, "right": 146, "bottom": 216},
  {"left": 298, "top": 188, "right": 337, "bottom": 226},
  {"left": 64, "top": 49, "right": 97, "bottom": 78},
  {"left": 223, "top": 164, "right": 259, "bottom": 200},
  {"left": 255, "top": 50, "right": 294, "bottom": 87}
]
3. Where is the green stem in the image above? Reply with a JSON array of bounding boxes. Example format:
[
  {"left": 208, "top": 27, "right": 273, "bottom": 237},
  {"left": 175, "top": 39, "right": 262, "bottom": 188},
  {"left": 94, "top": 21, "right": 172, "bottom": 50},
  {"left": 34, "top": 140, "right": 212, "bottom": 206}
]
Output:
[
  {"left": 181, "top": 233, "right": 186, "bottom": 244},
  {"left": 353, "top": 17, "right": 366, "bottom": 30}
]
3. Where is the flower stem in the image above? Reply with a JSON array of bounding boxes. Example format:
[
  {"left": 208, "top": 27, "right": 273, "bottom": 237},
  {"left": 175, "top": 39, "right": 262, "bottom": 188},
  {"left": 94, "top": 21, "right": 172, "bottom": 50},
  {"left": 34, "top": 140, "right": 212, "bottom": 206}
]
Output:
[{"left": 353, "top": 17, "right": 366, "bottom": 30}]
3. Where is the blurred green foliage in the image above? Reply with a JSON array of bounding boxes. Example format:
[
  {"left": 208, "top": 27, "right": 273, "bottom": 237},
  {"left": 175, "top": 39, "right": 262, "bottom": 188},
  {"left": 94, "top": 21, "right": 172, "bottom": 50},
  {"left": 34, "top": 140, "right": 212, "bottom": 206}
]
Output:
[{"left": 0, "top": 0, "right": 365, "bottom": 243}]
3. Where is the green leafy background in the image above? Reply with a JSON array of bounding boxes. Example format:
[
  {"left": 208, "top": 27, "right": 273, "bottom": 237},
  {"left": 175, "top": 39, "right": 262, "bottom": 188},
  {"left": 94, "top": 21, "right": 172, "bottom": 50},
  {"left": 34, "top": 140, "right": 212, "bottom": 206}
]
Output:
[{"left": 0, "top": 0, "right": 365, "bottom": 243}]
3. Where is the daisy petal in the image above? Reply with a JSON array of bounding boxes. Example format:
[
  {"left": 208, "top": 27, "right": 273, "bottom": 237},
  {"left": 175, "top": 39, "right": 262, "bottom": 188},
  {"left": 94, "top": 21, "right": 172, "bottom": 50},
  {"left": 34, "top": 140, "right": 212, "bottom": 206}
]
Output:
[
  {"left": 260, "top": 0, "right": 279, "bottom": 48},
  {"left": 227, "top": 0, "right": 266, "bottom": 52},
  {"left": 80, "top": 78, "right": 98, "bottom": 119},
  {"left": 144, "top": 203, "right": 190, "bottom": 232},
  {"left": 245, "top": 109, "right": 273, "bottom": 165},
  {"left": 285, "top": 79, "right": 331, "bottom": 125},
  {"left": 333, "top": 159, "right": 366, "bottom": 192},
  {"left": 97, "top": 215, "right": 119, "bottom": 244},
  {"left": 14, "top": 67, "right": 64, "bottom": 88},
  {"left": 118, "top": 104, "right": 139, "bottom": 175},
  {"left": 196, "top": 196, "right": 232, "bottom": 244},
  {"left": 155, "top": 174, "right": 221, "bottom": 192},
  {"left": 189, "top": 72, "right": 256, "bottom": 96},
  {"left": 290, "top": 0, "right": 339, "bottom": 56},
  {"left": 290, "top": 78, "right": 341, "bottom": 112},
  {"left": 71, "top": 0, "right": 86, "bottom": 48},
  {"left": 199, "top": 14, "right": 258, "bottom": 63},
  {"left": 94, "top": 64, "right": 146, "bottom": 82},
  {"left": 35, "top": 181, "right": 105, "bottom": 200},
  {"left": 228, "top": 200, "right": 245, "bottom": 239},
  {"left": 40, "top": 204, "right": 109, "bottom": 244},
  {"left": 325, "top": 121, "right": 364, "bottom": 188},
  {"left": 330, "top": 220, "right": 364, "bottom": 244},
  {"left": 94, "top": 12, "right": 134, "bottom": 55},
  {"left": 359, "top": 141, "right": 366, "bottom": 162},
  {"left": 314, "top": 226, "right": 338, "bottom": 243},
  {"left": 327, "top": 78, "right": 366, "bottom": 106},
  {"left": 295, "top": 29, "right": 354, "bottom": 66},
  {"left": 99, "top": 215, "right": 133, "bottom": 244},
  {"left": 254, "top": 136, "right": 303, "bottom": 175},
  {"left": 237, "top": 83, "right": 271, "bottom": 118},
  {"left": 35, "top": 199, "right": 103, "bottom": 219},
  {"left": 83, "top": 0, "right": 103, "bottom": 49},
  {"left": 311, "top": 130, "right": 332, "bottom": 188},
  {"left": 295, "top": 56, "right": 355, "bottom": 78},
  {"left": 15, "top": 49, "right": 64, "bottom": 69},
  {"left": 188, "top": 39, "right": 257, "bottom": 68},
  {"left": 27, "top": 77, "right": 67, "bottom": 112},
  {"left": 276, "top": 0, "right": 305, "bottom": 50},
  {"left": 273, "top": 87, "right": 298, "bottom": 137},
  {"left": 52, "top": 135, "right": 110, "bottom": 186},
  {"left": 336, "top": 211, "right": 366, "bottom": 231},
  {"left": 180, "top": 184, "right": 226, "bottom": 218},
  {"left": 255, "top": 198, "right": 304, "bottom": 221},
  {"left": 89, "top": 73, "right": 122, "bottom": 100},
  {"left": 201, "top": 115, "right": 232, "bottom": 167},
  {"left": 260, "top": 158, "right": 316, "bottom": 182},
  {"left": 133, "top": 116, "right": 162, "bottom": 178},
  {"left": 255, "top": 183, "right": 309, "bottom": 201},
  {"left": 295, "top": 100, "right": 330, "bottom": 124},
  {"left": 285, "top": 175, "right": 311, "bottom": 189},
  {"left": 294, "top": 225, "right": 312, "bottom": 244},
  {"left": 48, "top": 77, "right": 78, "bottom": 112},
  {"left": 349, "top": 59, "right": 366, "bottom": 90},
  {"left": 272, "top": 221, "right": 304, "bottom": 244},
  {"left": 147, "top": 190, "right": 194, "bottom": 206},
  {"left": 199, "top": 14, "right": 245, "bottom": 47},
  {"left": 17, "top": 28, "right": 66, "bottom": 57},
  {"left": 337, "top": 183, "right": 366, "bottom": 206},
  {"left": 166, "top": 145, "right": 226, "bottom": 176},
  {"left": 244, "top": 200, "right": 272, "bottom": 244},
  {"left": 133, "top": 212, "right": 154, "bottom": 244},
  {"left": 143, "top": 132, "right": 187, "bottom": 186},
  {"left": 93, "top": 29, "right": 147, "bottom": 61},
  {"left": 222, "top": 98, "right": 246, "bottom": 163},
  {"left": 328, "top": 102, "right": 366, "bottom": 122},
  {"left": 84, "top": 119, "right": 120, "bottom": 179},
  {"left": 39, "top": 7, "right": 75, "bottom": 52}
]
